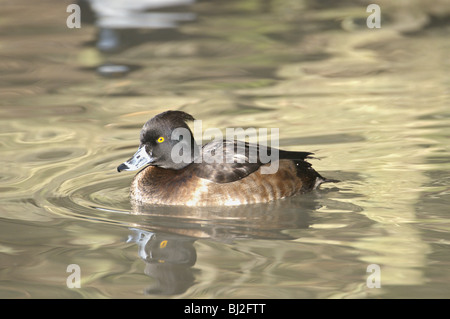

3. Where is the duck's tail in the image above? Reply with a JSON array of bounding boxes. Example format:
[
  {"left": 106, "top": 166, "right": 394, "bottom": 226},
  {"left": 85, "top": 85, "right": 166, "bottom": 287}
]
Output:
[{"left": 314, "top": 176, "right": 340, "bottom": 189}]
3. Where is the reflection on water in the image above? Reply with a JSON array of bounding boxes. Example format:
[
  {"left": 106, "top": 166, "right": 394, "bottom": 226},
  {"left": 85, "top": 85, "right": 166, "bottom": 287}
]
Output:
[
  {"left": 130, "top": 195, "right": 322, "bottom": 240},
  {"left": 126, "top": 191, "right": 361, "bottom": 295},
  {"left": 78, "top": 0, "right": 198, "bottom": 76},
  {"left": 0, "top": 0, "right": 449, "bottom": 298},
  {"left": 128, "top": 229, "right": 197, "bottom": 295}
]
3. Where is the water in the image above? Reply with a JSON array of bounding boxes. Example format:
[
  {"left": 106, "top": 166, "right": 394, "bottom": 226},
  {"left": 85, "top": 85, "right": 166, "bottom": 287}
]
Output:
[{"left": 0, "top": 0, "right": 449, "bottom": 299}]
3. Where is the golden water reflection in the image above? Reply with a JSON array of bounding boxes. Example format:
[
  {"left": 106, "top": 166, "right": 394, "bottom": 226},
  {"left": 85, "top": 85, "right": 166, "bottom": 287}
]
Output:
[{"left": 0, "top": 0, "right": 449, "bottom": 298}]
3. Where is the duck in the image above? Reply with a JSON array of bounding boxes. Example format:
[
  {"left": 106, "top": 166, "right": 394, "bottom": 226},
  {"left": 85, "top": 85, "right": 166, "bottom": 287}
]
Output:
[{"left": 117, "top": 110, "right": 336, "bottom": 206}]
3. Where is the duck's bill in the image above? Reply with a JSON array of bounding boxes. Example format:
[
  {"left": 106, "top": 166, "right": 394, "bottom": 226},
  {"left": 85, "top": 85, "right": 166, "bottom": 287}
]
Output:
[{"left": 117, "top": 145, "right": 154, "bottom": 172}]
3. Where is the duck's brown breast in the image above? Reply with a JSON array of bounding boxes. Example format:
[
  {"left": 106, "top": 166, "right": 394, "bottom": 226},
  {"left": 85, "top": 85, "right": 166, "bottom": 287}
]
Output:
[{"left": 130, "top": 160, "right": 319, "bottom": 206}]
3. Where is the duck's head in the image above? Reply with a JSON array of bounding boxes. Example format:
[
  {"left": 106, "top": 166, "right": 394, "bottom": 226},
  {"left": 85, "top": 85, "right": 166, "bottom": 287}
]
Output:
[{"left": 117, "top": 110, "right": 199, "bottom": 172}]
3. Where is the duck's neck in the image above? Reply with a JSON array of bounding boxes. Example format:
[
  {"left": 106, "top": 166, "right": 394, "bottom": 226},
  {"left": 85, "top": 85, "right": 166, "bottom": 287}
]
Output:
[{"left": 167, "top": 136, "right": 200, "bottom": 170}]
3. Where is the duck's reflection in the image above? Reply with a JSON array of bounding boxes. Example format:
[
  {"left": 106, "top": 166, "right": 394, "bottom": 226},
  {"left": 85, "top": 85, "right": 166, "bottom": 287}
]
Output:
[
  {"left": 126, "top": 193, "right": 324, "bottom": 295},
  {"left": 127, "top": 229, "right": 197, "bottom": 295}
]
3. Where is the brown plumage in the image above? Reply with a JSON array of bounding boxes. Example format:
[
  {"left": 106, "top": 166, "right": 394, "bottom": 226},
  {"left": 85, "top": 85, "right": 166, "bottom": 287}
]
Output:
[{"left": 118, "top": 111, "right": 336, "bottom": 206}]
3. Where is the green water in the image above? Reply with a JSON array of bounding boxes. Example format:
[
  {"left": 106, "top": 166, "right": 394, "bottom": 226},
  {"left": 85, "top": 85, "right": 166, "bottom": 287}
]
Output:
[{"left": 0, "top": 0, "right": 449, "bottom": 298}]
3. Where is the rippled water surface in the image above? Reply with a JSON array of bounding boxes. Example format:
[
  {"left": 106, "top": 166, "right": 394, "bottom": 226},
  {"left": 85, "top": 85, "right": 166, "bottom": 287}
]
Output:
[{"left": 1, "top": 0, "right": 449, "bottom": 298}]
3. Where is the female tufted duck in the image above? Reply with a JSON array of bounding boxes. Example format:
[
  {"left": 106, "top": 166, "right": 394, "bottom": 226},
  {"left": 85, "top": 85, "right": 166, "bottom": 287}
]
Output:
[{"left": 117, "top": 110, "right": 336, "bottom": 206}]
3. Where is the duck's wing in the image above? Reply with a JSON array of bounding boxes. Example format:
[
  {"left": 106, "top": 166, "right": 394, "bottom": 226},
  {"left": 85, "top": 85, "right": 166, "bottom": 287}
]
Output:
[
  {"left": 192, "top": 140, "right": 314, "bottom": 183},
  {"left": 191, "top": 140, "right": 260, "bottom": 183}
]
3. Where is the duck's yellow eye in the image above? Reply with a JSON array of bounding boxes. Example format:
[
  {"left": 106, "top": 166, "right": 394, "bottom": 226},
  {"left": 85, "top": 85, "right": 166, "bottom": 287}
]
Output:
[{"left": 157, "top": 136, "right": 165, "bottom": 143}]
